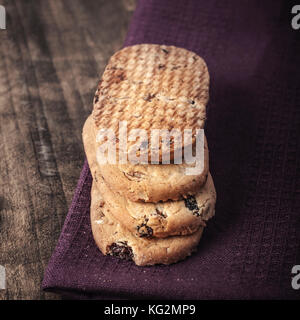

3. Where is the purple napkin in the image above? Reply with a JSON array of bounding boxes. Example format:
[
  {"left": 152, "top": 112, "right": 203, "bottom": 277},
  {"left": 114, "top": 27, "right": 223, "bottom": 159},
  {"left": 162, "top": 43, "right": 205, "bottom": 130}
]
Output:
[{"left": 42, "top": 0, "right": 300, "bottom": 299}]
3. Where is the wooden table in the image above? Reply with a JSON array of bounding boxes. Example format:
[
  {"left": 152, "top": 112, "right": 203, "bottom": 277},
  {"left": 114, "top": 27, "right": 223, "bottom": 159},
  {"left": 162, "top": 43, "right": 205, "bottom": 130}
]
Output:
[{"left": 0, "top": 0, "right": 136, "bottom": 300}]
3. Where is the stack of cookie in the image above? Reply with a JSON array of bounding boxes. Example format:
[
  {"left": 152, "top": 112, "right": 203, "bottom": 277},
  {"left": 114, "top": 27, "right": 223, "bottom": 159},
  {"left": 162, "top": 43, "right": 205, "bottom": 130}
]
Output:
[{"left": 83, "top": 44, "right": 216, "bottom": 266}]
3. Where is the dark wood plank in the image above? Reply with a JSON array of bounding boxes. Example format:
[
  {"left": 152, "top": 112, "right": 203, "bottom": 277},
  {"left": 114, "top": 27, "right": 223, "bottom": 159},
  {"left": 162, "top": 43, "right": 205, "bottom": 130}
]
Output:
[{"left": 0, "top": 0, "right": 135, "bottom": 300}]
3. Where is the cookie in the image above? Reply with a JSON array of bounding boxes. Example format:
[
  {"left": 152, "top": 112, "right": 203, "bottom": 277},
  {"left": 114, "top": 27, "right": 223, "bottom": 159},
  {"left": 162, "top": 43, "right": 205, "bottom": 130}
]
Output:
[
  {"left": 84, "top": 115, "right": 209, "bottom": 202},
  {"left": 83, "top": 117, "right": 216, "bottom": 238},
  {"left": 97, "top": 170, "right": 215, "bottom": 238},
  {"left": 92, "top": 44, "right": 209, "bottom": 162},
  {"left": 90, "top": 182, "right": 204, "bottom": 266}
]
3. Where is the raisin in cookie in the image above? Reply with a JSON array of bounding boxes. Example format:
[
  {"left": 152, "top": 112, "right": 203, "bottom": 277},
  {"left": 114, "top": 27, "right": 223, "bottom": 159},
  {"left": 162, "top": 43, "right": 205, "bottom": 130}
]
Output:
[
  {"left": 90, "top": 182, "right": 204, "bottom": 266},
  {"left": 84, "top": 115, "right": 209, "bottom": 202}
]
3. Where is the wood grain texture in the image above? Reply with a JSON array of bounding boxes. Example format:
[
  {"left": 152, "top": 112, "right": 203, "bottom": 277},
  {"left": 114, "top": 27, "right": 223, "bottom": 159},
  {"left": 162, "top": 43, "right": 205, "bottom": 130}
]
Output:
[{"left": 0, "top": 0, "right": 135, "bottom": 300}]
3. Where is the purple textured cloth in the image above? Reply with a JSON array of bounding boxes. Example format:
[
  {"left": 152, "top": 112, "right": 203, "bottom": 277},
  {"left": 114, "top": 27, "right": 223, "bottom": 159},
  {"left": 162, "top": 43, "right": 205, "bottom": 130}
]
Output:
[{"left": 42, "top": 0, "right": 300, "bottom": 299}]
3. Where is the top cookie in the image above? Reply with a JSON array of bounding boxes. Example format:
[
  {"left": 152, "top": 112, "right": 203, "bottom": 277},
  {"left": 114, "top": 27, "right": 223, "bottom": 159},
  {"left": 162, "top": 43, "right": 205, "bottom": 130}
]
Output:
[{"left": 92, "top": 44, "right": 209, "bottom": 162}]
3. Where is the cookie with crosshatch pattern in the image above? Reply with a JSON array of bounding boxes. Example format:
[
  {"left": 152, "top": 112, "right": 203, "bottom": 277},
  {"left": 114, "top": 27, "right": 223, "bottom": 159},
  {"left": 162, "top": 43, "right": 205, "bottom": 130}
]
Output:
[{"left": 92, "top": 44, "right": 209, "bottom": 163}]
